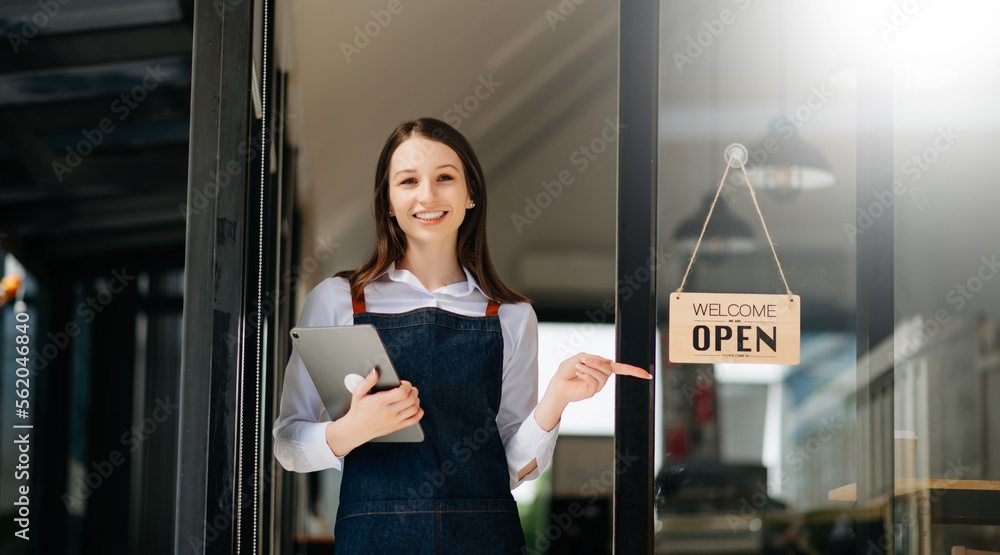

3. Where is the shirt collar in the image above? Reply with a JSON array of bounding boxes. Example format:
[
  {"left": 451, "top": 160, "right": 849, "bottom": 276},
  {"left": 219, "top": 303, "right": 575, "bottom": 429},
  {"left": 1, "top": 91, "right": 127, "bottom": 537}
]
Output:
[{"left": 380, "top": 261, "right": 485, "bottom": 298}]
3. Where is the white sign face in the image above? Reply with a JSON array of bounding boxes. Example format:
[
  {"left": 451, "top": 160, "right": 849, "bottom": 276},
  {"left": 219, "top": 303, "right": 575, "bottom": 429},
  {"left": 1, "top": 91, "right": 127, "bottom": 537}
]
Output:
[{"left": 668, "top": 292, "right": 800, "bottom": 364}]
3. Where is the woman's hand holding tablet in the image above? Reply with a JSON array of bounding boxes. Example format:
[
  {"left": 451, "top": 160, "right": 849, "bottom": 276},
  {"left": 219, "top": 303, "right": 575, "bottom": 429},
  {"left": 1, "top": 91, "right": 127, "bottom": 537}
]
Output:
[{"left": 326, "top": 368, "right": 424, "bottom": 457}]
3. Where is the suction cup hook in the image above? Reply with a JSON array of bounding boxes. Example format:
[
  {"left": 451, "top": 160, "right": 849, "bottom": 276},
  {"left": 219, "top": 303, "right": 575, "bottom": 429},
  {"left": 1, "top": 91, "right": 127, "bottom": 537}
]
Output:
[{"left": 724, "top": 143, "right": 748, "bottom": 168}]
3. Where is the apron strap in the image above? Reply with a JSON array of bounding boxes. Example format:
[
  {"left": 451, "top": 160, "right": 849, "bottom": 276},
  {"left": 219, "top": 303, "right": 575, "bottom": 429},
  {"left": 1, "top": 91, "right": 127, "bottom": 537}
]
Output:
[
  {"left": 351, "top": 280, "right": 367, "bottom": 314},
  {"left": 485, "top": 299, "right": 500, "bottom": 316}
]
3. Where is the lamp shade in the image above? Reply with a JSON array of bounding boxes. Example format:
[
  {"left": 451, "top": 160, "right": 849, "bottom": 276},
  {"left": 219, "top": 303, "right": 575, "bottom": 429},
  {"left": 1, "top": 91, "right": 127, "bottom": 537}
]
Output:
[
  {"left": 745, "top": 117, "right": 835, "bottom": 191},
  {"left": 673, "top": 193, "right": 756, "bottom": 256}
]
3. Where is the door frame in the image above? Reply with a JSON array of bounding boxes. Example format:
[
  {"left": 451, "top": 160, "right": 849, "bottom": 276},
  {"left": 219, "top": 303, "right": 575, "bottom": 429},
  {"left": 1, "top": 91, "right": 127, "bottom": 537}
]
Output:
[{"left": 614, "top": 0, "right": 659, "bottom": 553}]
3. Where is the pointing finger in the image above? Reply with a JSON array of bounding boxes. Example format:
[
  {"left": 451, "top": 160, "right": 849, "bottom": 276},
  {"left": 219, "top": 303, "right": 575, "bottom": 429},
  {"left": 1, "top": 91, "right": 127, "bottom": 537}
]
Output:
[{"left": 609, "top": 362, "right": 652, "bottom": 380}]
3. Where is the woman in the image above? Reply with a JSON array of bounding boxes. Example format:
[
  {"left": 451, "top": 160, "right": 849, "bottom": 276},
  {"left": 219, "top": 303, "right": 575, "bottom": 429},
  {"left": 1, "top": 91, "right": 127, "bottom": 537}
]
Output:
[{"left": 273, "top": 117, "right": 650, "bottom": 553}]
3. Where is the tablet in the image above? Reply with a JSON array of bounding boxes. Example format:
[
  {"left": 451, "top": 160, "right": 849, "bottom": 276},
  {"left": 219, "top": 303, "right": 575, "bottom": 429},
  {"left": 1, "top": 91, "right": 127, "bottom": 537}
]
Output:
[{"left": 290, "top": 324, "right": 425, "bottom": 443}]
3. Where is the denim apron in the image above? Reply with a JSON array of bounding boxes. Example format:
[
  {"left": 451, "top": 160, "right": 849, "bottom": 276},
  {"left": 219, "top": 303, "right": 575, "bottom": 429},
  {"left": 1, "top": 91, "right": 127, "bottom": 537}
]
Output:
[{"left": 333, "top": 282, "right": 526, "bottom": 554}]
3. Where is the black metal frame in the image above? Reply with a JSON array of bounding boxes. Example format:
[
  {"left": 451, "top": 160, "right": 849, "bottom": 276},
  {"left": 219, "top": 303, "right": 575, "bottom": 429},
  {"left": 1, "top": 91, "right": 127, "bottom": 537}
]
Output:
[
  {"left": 176, "top": 0, "right": 256, "bottom": 551},
  {"left": 235, "top": 0, "right": 279, "bottom": 549},
  {"left": 614, "top": 0, "right": 658, "bottom": 552},
  {"left": 179, "top": 0, "right": 290, "bottom": 551},
  {"left": 271, "top": 70, "right": 300, "bottom": 555}
]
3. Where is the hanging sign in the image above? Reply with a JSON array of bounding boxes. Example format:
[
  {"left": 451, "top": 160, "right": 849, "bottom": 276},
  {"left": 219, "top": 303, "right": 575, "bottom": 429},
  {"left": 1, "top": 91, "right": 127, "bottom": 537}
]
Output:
[
  {"left": 668, "top": 143, "right": 801, "bottom": 365},
  {"left": 669, "top": 292, "right": 800, "bottom": 364}
]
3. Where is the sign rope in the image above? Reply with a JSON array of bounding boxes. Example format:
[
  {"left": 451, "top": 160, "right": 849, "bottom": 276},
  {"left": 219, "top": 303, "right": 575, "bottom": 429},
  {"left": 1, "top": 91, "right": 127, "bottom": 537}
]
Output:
[{"left": 675, "top": 151, "right": 794, "bottom": 300}]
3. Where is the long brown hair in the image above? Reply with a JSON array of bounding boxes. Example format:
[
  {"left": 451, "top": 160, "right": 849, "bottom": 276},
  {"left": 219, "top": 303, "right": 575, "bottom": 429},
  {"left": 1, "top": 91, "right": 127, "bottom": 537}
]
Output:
[{"left": 335, "top": 118, "right": 530, "bottom": 305}]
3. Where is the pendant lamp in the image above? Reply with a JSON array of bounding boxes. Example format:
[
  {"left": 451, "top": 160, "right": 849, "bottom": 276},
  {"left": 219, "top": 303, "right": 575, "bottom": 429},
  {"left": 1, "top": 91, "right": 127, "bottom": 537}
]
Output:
[
  {"left": 746, "top": 0, "right": 835, "bottom": 193},
  {"left": 672, "top": 22, "right": 757, "bottom": 257},
  {"left": 745, "top": 116, "right": 836, "bottom": 191},
  {"left": 673, "top": 192, "right": 756, "bottom": 256}
]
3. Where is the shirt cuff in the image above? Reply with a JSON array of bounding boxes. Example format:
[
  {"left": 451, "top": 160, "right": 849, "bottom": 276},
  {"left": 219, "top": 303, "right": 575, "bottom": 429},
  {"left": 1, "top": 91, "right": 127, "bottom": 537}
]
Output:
[
  {"left": 276, "top": 421, "right": 344, "bottom": 473},
  {"left": 509, "top": 407, "right": 560, "bottom": 488}
]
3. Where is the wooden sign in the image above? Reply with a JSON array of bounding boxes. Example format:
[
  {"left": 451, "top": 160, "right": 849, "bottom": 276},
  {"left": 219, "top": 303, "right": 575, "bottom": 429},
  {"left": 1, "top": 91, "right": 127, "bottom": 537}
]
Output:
[{"left": 669, "top": 292, "right": 800, "bottom": 364}]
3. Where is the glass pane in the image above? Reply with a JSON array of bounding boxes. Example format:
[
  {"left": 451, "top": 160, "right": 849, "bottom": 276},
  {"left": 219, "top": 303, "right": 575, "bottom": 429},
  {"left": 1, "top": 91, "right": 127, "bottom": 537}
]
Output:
[
  {"left": 656, "top": 0, "right": 859, "bottom": 552},
  {"left": 0, "top": 0, "right": 182, "bottom": 37},
  {"left": 890, "top": 0, "right": 1000, "bottom": 552},
  {"left": 657, "top": 0, "right": 1000, "bottom": 553}
]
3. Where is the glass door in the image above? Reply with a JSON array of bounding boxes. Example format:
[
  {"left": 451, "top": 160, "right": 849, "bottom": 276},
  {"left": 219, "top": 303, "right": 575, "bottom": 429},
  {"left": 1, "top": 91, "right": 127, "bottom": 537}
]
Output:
[{"left": 650, "top": 0, "right": 1000, "bottom": 553}]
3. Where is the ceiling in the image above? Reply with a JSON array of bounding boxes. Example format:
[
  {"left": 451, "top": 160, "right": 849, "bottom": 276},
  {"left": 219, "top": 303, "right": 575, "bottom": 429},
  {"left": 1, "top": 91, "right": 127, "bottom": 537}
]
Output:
[{"left": 0, "top": 0, "right": 193, "bottom": 276}]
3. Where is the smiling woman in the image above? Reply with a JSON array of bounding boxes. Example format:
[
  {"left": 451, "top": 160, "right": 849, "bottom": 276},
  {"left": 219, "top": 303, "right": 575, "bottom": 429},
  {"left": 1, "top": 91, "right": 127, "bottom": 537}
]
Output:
[
  {"left": 387, "top": 138, "right": 474, "bottom": 266},
  {"left": 335, "top": 118, "right": 528, "bottom": 305},
  {"left": 271, "top": 117, "right": 650, "bottom": 553}
]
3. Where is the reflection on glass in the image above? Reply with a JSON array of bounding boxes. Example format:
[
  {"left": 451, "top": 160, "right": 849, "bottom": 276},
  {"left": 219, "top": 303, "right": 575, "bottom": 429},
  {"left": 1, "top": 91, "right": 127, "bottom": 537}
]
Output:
[
  {"left": 654, "top": 334, "right": 856, "bottom": 554},
  {"left": 889, "top": 0, "right": 1000, "bottom": 551},
  {"left": 656, "top": 0, "right": 860, "bottom": 552},
  {"left": 657, "top": 0, "right": 1000, "bottom": 552}
]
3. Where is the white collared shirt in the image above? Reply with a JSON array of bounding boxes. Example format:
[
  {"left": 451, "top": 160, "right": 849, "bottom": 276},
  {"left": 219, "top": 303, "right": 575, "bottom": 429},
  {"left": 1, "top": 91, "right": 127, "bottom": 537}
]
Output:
[{"left": 272, "top": 262, "right": 559, "bottom": 489}]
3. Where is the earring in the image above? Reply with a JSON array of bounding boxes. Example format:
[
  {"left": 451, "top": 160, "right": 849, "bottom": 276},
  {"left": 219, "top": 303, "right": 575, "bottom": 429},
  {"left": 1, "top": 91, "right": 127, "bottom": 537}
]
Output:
[
  {"left": 388, "top": 209, "right": 393, "bottom": 217},
  {"left": 468, "top": 202, "right": 475, "bottom": 208}
]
